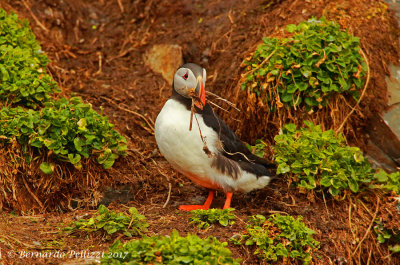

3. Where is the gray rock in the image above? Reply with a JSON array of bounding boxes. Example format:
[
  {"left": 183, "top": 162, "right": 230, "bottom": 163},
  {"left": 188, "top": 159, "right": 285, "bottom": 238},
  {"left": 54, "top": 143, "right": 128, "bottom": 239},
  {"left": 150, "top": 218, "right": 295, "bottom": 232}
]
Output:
[
  {"left": 386, "top": 64, "right": 400, "bottom": 106},
  {"left": 383, "top": 104, "right": 400, "bottom": 139},
  {"left": 32, "top": 241, "right": 42, "bottom": 247},
  {"left": 366, "top": 113, "right": 400, "bottom": 170},
  {"left": 99, "top": 185, "right": 134, "bottom": 205},
  {"left": 143, "top": 44, "right": 183, "bottom": 85}
]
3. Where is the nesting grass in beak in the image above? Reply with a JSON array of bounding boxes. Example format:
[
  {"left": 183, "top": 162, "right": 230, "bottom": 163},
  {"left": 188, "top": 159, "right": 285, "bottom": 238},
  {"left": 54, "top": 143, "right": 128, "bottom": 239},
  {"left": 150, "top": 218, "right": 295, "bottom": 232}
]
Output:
[{"left": 189, "top": 76, "right": 206, "bottom": 110}]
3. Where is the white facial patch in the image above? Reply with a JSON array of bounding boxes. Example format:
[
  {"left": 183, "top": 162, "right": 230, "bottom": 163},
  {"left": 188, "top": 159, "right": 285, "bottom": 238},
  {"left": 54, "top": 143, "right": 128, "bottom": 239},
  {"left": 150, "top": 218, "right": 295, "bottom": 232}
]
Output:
[{"left": 173, "top": 68, "right": 197, "bottom": 98}]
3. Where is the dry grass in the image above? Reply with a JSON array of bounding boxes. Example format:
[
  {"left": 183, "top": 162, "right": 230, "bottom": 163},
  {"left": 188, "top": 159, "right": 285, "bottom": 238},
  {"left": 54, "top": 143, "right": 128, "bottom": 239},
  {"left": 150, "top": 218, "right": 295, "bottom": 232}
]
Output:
[{"left": 0, "top": 140, "right": 116, "bottom": 212}]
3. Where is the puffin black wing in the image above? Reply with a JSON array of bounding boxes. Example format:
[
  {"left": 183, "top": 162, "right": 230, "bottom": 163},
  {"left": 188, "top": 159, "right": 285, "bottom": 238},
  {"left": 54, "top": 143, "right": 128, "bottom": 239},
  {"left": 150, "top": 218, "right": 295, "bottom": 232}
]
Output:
[{"left": 201, "top": 103, "right": 276, "bottom": 178}]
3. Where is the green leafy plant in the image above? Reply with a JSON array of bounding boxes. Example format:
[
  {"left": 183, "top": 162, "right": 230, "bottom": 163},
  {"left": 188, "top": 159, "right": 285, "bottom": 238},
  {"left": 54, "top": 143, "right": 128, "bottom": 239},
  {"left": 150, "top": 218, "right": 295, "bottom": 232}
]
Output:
[
  {"left": 274, "top": 121, "right": 375, "bottom": 196},
  {"left": 231, "top": 214, "right": 319, "bottom": 264},
  {"left": 0, "top": 97, "right": 127, "bottom": 172},
  {"left": 0, "top": 9, "right": 58, "bottom": 108},
  {"left": 370, "top": 169, "right": 400, "bottom": 194},
  {"left": 246, "top": 139, "right": 267, "bottom": 158},
  {"left": 242, "top": 17, "right": 366, "bottom": 110},
  {"left": 65, "top": 205, "right": 148, "bottom": 237},
  {"left": 189, "top": 208, "right": 236, "bottom": 229},
  {"left": 0, "top": 9, "right": 126, "bottom": 173},
  {"left": 273, "top": 121, "right": 400, "bottom": 196},
  {"left": 374, "top": 219, "right": 400, "bottom": 253},
  {"left": 101, "top": 230, "right": 241, "bottom": 264}
]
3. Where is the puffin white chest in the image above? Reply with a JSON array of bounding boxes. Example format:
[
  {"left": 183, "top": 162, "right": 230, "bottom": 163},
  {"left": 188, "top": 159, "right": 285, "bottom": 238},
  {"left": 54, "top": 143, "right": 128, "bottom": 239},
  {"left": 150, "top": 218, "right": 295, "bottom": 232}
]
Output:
[{"left": 155, "top": 99, "right": 219, "bottom": 178}]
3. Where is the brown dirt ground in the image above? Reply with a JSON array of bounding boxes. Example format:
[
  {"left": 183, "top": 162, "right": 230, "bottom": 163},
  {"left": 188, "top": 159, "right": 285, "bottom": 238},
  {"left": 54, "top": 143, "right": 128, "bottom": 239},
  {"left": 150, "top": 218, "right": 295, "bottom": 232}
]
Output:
[{"left": 0, "top": 0, "right": 400, "bottom": 264}]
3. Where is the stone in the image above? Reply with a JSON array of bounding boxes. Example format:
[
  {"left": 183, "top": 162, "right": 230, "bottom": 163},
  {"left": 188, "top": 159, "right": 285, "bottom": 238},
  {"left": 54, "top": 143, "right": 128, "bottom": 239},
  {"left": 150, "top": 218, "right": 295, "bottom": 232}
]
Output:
[
  {"left": 384, "top": 0, "right": 400, "bottom": 26},
  {"left": 99, "top": 185, "right": 134, "bottom": 205},
  {"left": 32, "top": 241, "right": 42, "bottom": 247},
  {"left": 366, "top": 112, "right": 400, "bottom": 169},
  {"left": 365, "top": 140, "right": 398, "bottom": 172},
  {"left": 385, "top": 64, "right": 400, "bottom": 106},
  {"left": 383, "top": 104, "right": 400, "bottom": 139},
  {"left": 143, "top": 44, "right": 183, "bottom": 85}
]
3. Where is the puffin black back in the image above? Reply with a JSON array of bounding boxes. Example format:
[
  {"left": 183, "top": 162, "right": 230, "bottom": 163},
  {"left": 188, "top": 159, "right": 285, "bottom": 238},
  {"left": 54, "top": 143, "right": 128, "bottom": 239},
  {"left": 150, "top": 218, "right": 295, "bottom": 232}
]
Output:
[{"left": 201, "top": 103, "right": 276, "bottom": 177}]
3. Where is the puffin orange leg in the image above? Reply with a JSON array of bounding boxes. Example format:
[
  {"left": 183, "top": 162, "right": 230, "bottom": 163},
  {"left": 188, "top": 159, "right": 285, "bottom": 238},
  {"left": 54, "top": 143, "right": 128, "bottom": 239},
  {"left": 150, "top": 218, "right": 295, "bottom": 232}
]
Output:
[
  {"left": 223, "top": 192, "right": 233, "bottom": 209},
  {"left": 179, "top": 190, "right": 215, "bottom": 211}
]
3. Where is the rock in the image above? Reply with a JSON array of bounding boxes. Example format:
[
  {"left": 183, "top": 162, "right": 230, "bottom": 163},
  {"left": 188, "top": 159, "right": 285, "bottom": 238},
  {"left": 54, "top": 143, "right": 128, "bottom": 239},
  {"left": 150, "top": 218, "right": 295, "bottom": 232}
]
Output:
[
  {"left": 366, "top": 112, "right": 400, "bottom": 170},
  {"left": 365, "top": 140, "right": 398, "bottom": 172},
  {"left": 32, "top": 241, "right": 42, "bottom": 247},
  {"left": 383, "top": 104, "right": 400, "bottom": 139},
  {"left": 143, "top": 44, "right": 183, "bottom": 85},
  {"left": 386, "top": 64, "right": 400, "bottom": 106},
  {"left": 385, "top": 0, "right": 400, "bottom": 26},
  {"left": 99, "top": 185, "right": 134, "bottom": 205},
  {"left": 366, "top": 63, "right": 400, "bottom": 171},
  {"left": 75, "top": 213, "right": 89, "bottom": 220}
]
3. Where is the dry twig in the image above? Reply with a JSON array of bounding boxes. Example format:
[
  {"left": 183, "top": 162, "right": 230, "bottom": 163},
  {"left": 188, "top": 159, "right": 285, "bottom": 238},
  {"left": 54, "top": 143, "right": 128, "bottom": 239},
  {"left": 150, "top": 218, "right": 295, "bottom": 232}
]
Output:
[
  {"left": 22, "top": 0, "right": 49, "bottom": 32},
  {"left": 116, "top": 0, "right": 124, "bottom": 13},
  {"left": 162, "top": 183, "right": 172, "bottom": 208},
  {"left": 322, "top": 191, "right": 330, "bottom": 215},
  {"left": 0, "top": 234, "right": 53, "bottom": 250},
  {"left": 189, "top": 100, "right": 195, "bottom": 131},
  {"left": 21, "top": 175, "right": 44, "bottom": 209},
  {"left": 206, "top": 91, "right": 240, "bottom": 112},
  {"left": 336, "top": 48, "right": 370, "bottom": 133},
  {"left": 352, "top": 195, "right": 380, "bottom": 257},
  {"left": 208, "top": 100, "right": 229, "bottom": 113},
  {"left": 242, "top": 49, "right": 277, "bottom": 81},
  {"left": 349, "top": 199, "right": 356, "bottom": 241},
  {"left": 100, "top": 96, "right": 155, "bottom": 134},
  {"left": 94, "top": 52, "right": 103, "bottom": 76}
]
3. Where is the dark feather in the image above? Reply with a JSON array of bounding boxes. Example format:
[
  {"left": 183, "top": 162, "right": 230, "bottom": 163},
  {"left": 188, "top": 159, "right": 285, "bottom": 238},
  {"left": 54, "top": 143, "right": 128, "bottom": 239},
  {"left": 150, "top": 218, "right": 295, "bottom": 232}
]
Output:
[
  {"left": 211, "top": 154, "right": 240, "bottom": 180},
  {"left": 201, "top": 104, "right": 276, "bottom": 178}
]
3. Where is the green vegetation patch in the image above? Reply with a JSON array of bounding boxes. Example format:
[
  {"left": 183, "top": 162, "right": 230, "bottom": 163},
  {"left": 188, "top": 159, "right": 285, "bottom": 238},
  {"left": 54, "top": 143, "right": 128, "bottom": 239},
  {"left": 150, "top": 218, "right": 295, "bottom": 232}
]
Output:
[
  {"left": 0, "top": 97, "right": 127, "bottom": 171},
  {"left": 246, "top": 139, "right": 267, "bottom": 158},
  {"left": 231, "top": 214, "right": 319, "bottom": 264},
  {"left": 66, "top": 205, "right": 148, "bottom": 237},
  {"left": 374, "top": 219, "right": 400, "bottom": 253},
  {"left": 0, "top": 9, "right": 127, "bottom": 174},
  {"left": 0, "top": 9, "right": 58, "bottom": 108},
  {"left": 274, "top": 121, "right": 372, "bottom": 196},
  {"left": 189, "top": 208, "right": 236, "bottom": 229},
  {"left": 242, "top": 17, "right": 366, "bottom": 110},
  {"left": 273, "top": 121, "right": 400, "bottom": 196},
  {"left": 370, "top": 169, "right": 400, "bottom": 194},
  {"left": 101, "top": 230, "right": 241, "bottom": 264}
]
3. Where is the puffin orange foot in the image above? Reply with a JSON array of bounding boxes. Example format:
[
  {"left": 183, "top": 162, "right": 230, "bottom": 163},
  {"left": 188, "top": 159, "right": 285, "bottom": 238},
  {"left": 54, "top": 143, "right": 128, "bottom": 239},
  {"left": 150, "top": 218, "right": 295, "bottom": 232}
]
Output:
[
  {"left": 178, "top": 190, "right": 215, "bottom": 211},
  {"left": 178, "top": 204, "right": 210, "bottom": 211},
  {"left": 223, "top": 192, "right": 233, "bottom": 209}
]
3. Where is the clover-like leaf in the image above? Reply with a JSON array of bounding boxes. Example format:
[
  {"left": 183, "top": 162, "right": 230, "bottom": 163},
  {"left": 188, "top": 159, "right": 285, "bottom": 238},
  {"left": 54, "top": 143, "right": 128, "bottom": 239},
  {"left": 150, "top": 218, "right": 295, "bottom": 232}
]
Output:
[
  {"left": 241, "top": 17, "right": 366, "bottom": 111},
  {"left": 40, "top": 162, "right": 54, "bottom": 174}
]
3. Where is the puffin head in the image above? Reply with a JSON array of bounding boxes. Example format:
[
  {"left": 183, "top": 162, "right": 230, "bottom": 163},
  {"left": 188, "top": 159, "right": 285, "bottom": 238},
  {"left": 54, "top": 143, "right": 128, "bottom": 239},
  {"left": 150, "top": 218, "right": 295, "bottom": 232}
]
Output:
[{"left": 173, "top": 63, "right": 206, "bottom": 110}]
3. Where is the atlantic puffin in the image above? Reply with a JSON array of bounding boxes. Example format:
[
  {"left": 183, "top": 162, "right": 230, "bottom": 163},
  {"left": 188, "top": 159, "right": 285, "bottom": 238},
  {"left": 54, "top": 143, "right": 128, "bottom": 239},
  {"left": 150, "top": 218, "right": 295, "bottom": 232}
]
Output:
[{"left": 155, "top": 63, "right": 275, "bottom": 211}]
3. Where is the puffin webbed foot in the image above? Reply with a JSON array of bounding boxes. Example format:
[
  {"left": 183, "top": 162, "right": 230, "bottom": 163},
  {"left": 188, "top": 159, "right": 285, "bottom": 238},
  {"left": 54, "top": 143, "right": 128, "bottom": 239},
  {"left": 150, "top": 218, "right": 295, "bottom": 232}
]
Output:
[
  {"left": 178, "top": 190, "right": 215, "bottom": 211},
  {"left": 178, "top": 204, "right": 211, "bottom": 211},
  {"left": 223, "top": 192, "right": 233, "bottom": 209},
  {"left": 178, "top": 191, "right": 234, "bottom": 211}
]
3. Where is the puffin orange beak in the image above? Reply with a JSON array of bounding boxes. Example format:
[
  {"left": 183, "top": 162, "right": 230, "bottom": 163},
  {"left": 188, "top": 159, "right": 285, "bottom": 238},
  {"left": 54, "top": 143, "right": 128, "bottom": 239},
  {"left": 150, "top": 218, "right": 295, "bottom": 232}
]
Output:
[{"left": 194, "top": 76, "right": 206, "bottom": 109}]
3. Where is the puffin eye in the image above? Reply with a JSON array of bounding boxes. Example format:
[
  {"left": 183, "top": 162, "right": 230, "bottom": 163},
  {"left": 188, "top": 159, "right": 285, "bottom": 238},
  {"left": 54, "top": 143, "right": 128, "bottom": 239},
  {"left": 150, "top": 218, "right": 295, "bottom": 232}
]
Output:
[{"left": 182, "top": 72, "right": 189, "bottom": 80}]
